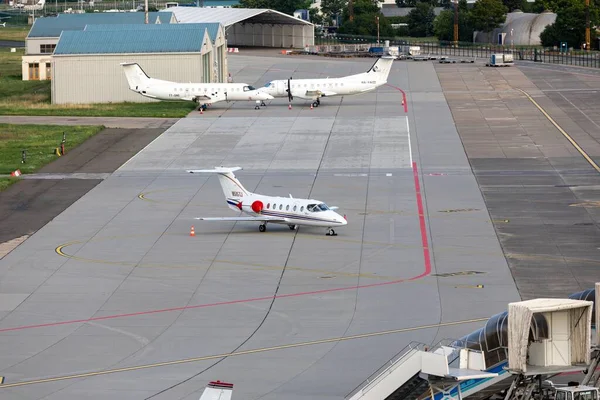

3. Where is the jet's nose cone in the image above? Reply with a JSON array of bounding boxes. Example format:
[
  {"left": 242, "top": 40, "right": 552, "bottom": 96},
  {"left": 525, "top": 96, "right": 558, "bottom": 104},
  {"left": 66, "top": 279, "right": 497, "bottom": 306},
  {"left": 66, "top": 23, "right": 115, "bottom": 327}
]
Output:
[
  {"left": 260, "top": 92, "right": 274, "bottom": 100},
  {"left": 335, "top": 213, "right": 347, "bottom": 225}
]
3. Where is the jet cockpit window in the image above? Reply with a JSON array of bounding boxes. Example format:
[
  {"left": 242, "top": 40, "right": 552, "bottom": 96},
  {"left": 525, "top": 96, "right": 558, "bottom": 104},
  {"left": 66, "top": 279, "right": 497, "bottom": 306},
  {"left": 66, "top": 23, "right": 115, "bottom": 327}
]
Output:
[
  {"left": 243, "top": 85, "right": 256, "bottom": 92},
  {"left": 308, "top": 204, "right": 329, "bottom": 212},
  {"left": 264, "top": 82, "right": 272, "bottom": 88}
]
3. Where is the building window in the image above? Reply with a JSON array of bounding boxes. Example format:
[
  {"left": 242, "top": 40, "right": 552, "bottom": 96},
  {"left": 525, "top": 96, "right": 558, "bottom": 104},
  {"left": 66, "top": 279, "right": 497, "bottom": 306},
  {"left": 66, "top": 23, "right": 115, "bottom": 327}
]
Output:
[
  {"left": 40, "top": 44, "right": 56, "bottom": 54},
  {"left": 45, "top": 63, "right": 51, "bottom": 80},
  {"left": 28, "top": 63, "right": 39, "bottom": 80}
]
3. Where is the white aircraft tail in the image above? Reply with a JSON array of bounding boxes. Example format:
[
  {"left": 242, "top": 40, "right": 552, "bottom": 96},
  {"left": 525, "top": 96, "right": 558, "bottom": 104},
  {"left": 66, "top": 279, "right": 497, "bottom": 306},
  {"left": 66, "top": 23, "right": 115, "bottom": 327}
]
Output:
[
  {"left": 120, "top": 62, "right": 151, "bottom": 91},
  {"left": 199, "top": 381, "right": 233, "bottom": 400},
  {"left": 187, "top": 166, "right": 251, "bottom": 201},
  {"left": 356, "top": 56, "right": 394, "bottom": 84}
]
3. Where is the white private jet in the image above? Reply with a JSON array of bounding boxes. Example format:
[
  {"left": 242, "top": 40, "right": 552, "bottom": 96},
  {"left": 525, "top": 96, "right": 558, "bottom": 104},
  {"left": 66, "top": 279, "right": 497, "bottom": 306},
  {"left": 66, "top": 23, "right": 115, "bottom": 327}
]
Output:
[
  {"left": 187, "top": 167, "right": 347, "bottom": 236},
  {"left": 199, "top": 380, "right": 233, "bottom": 400},
  {"left": 259, "top": 55, "right": 394, "bottom": 108},
  {"left": 120, "top": 62, "right": 274, "bottom": 111}
]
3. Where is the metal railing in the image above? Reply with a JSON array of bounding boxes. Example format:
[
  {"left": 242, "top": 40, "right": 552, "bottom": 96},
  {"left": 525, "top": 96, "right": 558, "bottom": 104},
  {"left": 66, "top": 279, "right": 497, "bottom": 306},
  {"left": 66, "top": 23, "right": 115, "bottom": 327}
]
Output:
[
  {"left": 314, "top": 34, "right": 600, "bottom": 69},
  {"left": 345, "top": 341, "right": 429, "bottom": 400}
]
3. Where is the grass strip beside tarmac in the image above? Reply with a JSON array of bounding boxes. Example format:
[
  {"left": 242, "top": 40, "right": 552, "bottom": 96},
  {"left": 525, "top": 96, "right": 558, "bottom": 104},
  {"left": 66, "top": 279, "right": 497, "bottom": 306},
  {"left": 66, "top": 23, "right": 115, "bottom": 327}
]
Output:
[
  {"left": 0, "top": 123, "right": 104, "bottom": 191},
  {"left": 0, "top": 48, "right": 197, "bottom": 117},
  {"left": 0, "top": 26, "right": 28, "bottom": 42}
]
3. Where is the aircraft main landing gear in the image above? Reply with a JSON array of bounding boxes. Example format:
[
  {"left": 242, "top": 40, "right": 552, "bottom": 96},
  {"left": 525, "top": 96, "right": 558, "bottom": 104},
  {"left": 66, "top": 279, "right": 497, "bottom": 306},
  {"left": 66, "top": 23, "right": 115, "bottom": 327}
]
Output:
[
  {"left": 259, "top": 223, "right": 267, "bottom": 232},
  {"left": 326, "top": 228, "right": 337, "bottom": 236},
  {"left": 288, "top": 224, "right": 297, "bottom": 230},
  {"left": 312, "top": 100, "right": 320, "bottom": 108}
]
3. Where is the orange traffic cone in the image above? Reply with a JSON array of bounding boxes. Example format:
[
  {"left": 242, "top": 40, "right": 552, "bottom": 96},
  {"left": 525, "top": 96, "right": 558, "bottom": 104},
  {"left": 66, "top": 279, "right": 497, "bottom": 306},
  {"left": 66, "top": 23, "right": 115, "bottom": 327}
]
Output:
[
  {"left": 310, "top": 103, "right": 313, "bottom": 110},
  {"left": 402, "top": 99, "right": 405, "bottom": 106},
  {"left": 190, "top": 226, "right": 195, "bottom": 237},
  {"left": 200, "top": 108, "right": 204, "bottom": 114},
  {"left": 288, "top": 104, "right": 292, "bottom": 110}
]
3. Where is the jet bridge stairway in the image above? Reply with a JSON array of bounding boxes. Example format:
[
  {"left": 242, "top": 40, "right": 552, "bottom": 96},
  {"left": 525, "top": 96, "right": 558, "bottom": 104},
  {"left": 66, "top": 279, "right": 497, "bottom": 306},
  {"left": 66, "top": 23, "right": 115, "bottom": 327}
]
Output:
[{"left": 346, "top": 341, "right": 498, "bottom": 400}]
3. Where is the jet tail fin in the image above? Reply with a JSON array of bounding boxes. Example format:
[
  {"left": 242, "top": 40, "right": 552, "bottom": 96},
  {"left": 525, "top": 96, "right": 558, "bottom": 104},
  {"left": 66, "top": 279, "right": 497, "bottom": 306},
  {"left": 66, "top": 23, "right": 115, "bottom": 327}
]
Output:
[
  {"left": 199, "top": 381, "right": 233, "bottom": 400},
  {"left": 120, "top": 62, "right": 151, "bottom": 91},
  {"left": 187, "top": 166, "right": 250, "bottom": 200},
  {"left": 364, "top": 55, "right": 394, "bottom": 84}
]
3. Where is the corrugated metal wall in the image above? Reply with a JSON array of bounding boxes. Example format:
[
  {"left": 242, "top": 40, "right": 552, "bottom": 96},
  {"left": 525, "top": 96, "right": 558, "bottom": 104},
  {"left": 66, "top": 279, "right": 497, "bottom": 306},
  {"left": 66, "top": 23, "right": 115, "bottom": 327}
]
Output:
[
  {"left": 226, "top": 23, "right": 314, "bottom": 48},
  {"left": 52, "top": 53, "right": 205, "bottom": 104}
]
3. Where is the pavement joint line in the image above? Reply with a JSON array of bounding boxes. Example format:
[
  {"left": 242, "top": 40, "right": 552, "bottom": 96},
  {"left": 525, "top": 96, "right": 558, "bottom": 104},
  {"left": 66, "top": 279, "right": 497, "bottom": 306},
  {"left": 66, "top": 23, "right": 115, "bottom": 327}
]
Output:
[
  {"left": 517, "top": 88, "right": 600, "bottom": 173},
  {"left": 0, "top": 317, "right": 489, "bottom": 389}
]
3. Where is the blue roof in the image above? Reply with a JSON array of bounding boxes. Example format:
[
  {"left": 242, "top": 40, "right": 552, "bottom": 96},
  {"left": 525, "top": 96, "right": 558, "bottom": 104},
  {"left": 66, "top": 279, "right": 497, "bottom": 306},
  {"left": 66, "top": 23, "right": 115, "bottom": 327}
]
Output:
[
  {"left": 84, "top": 22, "right": 221, "bottom": 42},
  {"left": 53, "top": 27, "right": 205, "bottom": 55},
  {"left": 28, "top": 12, "right": 173, "bottom": 38}
]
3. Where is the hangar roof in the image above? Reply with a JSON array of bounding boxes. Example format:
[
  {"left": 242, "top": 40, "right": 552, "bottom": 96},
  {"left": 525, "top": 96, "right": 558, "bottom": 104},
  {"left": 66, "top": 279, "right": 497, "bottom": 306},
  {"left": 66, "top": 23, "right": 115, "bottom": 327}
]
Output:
[
  {"left": 161, "top": 7, "right": 313, "bottom": 27},
  {"left": 54, "top": 26, "right": 206, "bottom": 55},
  {"left": 28, "top": 12, "right": 173, "bottom": 38},
  {"left": 84, "top": 22, "right": 222, "bottom": 43}
]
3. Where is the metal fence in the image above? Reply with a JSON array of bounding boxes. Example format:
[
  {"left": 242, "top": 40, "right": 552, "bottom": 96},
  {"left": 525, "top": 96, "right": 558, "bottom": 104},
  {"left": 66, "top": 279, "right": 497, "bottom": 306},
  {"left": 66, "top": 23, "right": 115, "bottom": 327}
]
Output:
[{"left": 314, "top": 34, "right": 600, "bottom": 68}]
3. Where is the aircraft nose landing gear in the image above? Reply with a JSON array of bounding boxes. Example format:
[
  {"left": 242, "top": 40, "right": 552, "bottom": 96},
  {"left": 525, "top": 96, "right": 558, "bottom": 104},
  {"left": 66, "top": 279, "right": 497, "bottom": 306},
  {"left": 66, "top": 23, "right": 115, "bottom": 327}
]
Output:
[{"left": 326, "top": 228, "right": 337, "bottom": 236}]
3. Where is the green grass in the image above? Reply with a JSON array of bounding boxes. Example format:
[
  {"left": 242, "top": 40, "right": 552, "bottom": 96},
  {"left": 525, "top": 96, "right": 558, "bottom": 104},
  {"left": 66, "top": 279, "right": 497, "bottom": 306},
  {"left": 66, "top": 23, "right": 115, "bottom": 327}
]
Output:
[
  {"left": 0, "top": 48, "right": 197, "bottom": 117},
  {"left": 0, "top": 26, "right": 29, "bottom": 42},
  {"left": 0, "top": 123, "right": 104, "bottom": 179}
]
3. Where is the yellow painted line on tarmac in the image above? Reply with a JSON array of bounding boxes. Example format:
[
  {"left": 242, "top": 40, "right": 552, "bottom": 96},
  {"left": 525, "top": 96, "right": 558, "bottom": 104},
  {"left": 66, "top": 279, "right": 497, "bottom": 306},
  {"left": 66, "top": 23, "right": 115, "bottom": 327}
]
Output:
[
  {"left": 55, "top": 239, "right": 399, "bottom": 280},
  {"left": 0, "top": 317, "right": 488, "bottom": 389},
  {"left": 517, "top": 88, "right": 600, "bottom": 173}
]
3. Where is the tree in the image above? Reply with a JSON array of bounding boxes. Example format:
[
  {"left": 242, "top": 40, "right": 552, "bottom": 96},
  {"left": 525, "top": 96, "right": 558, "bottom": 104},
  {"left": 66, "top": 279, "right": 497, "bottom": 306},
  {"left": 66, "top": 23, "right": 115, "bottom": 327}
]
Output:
[
  {"left": 502, "top": 0, "right": 524, "bottom": 12},
  {"left": 235, "top": 0, "right": 311, "bottom": 15},
  {"left": 320, "top": 0, "right": 348, "bottom": 25},
  {"left": 337, "top": 0, "right": 394, "bottom": 36},
  {"left": 395, "top": 0, "right": 418, "bottom": 7},
  {"left": 470, "top": 0, "right": 507, "bottom": 35},
  {"left": 433, "top": 0, "right": 473, "bottom": 41},
  {"left": 407, "top": 2, "right": 436, "bottom": 37},
  {"left": 540, "top": 0, "right": 600, "bottom": 47}
]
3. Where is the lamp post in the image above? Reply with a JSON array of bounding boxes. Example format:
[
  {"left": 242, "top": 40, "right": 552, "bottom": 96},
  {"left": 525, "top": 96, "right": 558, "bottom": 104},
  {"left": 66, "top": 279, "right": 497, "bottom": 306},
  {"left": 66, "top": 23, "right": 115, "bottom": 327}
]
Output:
[
  {"left": 376, "top": 16, "right": 380, "bottom": 45},
  {"left": 586, "top": 0, "right": 591, "bottom": 50},
  {"left": 453, "top": 0, "right": 458, "bottom": 45}
]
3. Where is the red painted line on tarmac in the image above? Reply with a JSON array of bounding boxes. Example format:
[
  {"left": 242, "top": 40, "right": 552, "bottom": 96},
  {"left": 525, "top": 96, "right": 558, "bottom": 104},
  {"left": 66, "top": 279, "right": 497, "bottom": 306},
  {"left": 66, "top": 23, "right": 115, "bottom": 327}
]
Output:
[
  {"left": 0, "top": 270, "right": 431, "bottom": 333},
  {"left": 385, "top": 83, "right": 408, "bottom": 113},
  {"left": 413, "top": 162, "right": 432, "bottom": 276},
  {"left": 0, "top": 84, "right": 433, "bottom": 334}
]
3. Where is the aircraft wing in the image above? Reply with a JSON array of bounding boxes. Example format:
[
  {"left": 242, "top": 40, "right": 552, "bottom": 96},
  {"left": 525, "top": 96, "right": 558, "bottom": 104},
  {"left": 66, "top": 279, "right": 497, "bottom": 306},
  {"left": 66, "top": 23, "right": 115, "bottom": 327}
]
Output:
[
  {"left": 195, "top": 216, "right": 286, "bottom": 222},
  {"left": 292, "top": 89, "right": 336, "bottom": 100},
  {"left": 194, "top": 91, "right": 228, "bottom": 104}
]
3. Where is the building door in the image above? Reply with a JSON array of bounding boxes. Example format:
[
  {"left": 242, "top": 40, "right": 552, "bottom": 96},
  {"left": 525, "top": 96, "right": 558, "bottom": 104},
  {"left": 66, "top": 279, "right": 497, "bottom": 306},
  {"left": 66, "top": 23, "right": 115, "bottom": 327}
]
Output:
[
  {"left": 28, "top": 63, "right": 39, "bottom": 80},
  {"left": 45, "top": 63, "right": 51, "bottom": 80}
]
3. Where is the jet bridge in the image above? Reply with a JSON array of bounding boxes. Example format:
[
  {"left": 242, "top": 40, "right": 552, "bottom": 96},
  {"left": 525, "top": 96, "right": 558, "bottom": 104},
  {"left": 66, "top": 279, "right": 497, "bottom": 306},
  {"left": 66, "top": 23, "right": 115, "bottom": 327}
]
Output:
[
  {"left": 346, "top": 287, "right": 599, "bottom": 400},
  {"left": 345, "top": 341, "right": 497, "bottom": 400}
]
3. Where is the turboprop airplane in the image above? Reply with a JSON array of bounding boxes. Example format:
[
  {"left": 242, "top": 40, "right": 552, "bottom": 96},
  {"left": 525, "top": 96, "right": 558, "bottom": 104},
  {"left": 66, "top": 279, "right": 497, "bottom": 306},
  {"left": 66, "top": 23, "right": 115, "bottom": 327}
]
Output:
[
  {"left": 199, "top": 380, "right": 233, "bottom": 400},
  {"left": 120, "top": 62, "right": 274, "bottom": 111},
  {"left": 187, "top": 167, "right": 347, "bottom": 236},
  {"left": 258, "top": 55, "right": 394, "bottom": 108}
]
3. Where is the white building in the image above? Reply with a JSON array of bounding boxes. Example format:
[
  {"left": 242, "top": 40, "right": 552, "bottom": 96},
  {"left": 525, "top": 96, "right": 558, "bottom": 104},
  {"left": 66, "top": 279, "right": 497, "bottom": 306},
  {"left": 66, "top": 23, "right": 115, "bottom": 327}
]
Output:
[
  {"left": 22, "top": 11, "right": 175, "bottom": 81},
  {"left": 51, "top": 23, "right": 227, "bottom": 104},
  {"left": 163, "top": 7, "right": 314, "bottom": 48}
]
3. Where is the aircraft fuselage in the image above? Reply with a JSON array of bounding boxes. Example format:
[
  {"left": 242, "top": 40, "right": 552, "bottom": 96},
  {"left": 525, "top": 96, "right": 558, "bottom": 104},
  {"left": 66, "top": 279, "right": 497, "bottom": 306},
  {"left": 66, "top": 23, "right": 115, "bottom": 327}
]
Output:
[{"left": 227, "top": 194, "right": 347, "bottom": 228}]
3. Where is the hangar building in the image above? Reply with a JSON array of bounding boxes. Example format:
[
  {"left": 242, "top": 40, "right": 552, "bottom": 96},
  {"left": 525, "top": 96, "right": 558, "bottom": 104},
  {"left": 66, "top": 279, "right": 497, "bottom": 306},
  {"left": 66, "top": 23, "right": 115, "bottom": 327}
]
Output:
[
  {"left": 474, "top": 10, "right": 557, "bottom": 46},
  {"left": 51, "top": 23, "right": 226, "bottom": 104},
  {"left": 162, "top": 7, "right": 314, "bottom": 48},
  {"left": 23, "top": 11, "right": 175, "bottom": 81}
]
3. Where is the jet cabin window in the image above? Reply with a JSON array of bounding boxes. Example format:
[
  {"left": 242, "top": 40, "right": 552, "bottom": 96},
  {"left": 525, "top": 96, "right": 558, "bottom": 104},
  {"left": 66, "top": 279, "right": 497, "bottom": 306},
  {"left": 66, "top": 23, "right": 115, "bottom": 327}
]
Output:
[
  {"left": 243, "top": 85, "right": 256, "bottom": 92},
  {"left": 308, "top": 203, "right": 330, "bottom": 212}
]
